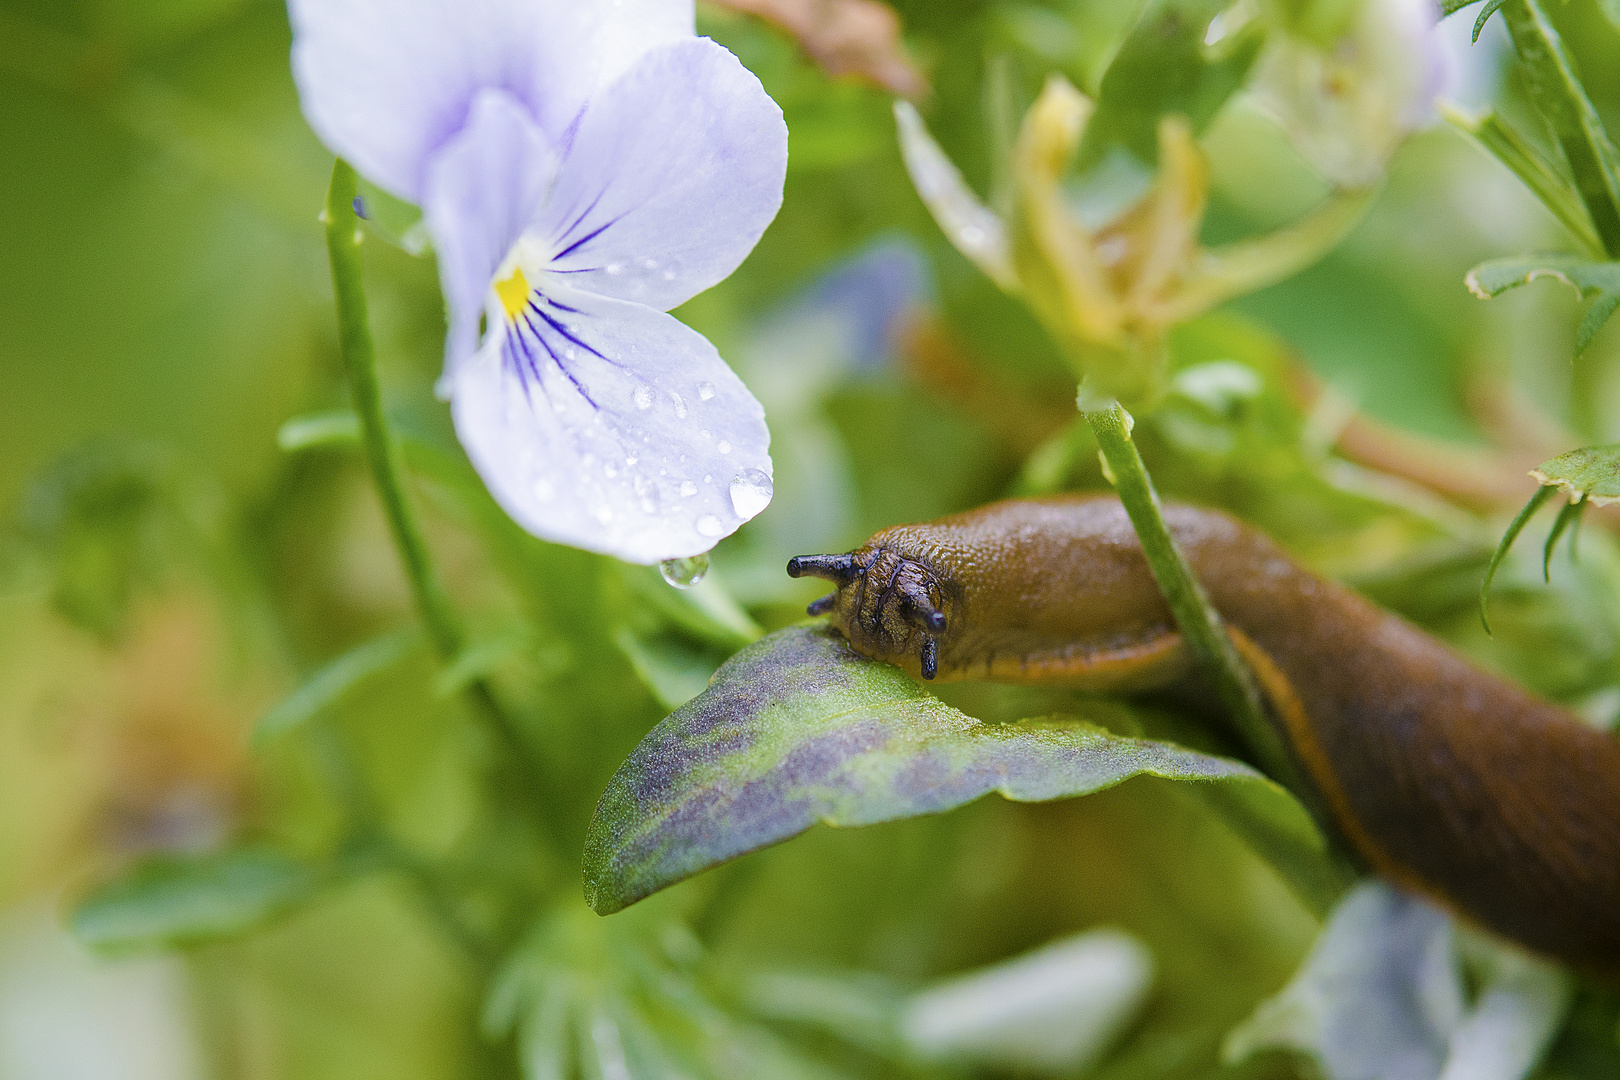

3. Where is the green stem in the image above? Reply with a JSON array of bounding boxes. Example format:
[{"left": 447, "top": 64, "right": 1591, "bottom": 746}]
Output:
[
  {"left": 322, "top": 159, "right": 547, "bottom": 814},
  {"left": 1083, "top": 400, "right": 1301, "bottom": 792}
]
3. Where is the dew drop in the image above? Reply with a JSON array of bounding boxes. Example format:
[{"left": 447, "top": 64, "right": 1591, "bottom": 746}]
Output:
[
  {"left": 603, "top": 463, "right": 617, "bottom": 479},
  {"left": 717, "top": 440, "right": 732, "bottom": 455},
  {"left": 679, "top": 480, "right": 698, "bottom": 497},
  {"left": 659, "top": 553, "right": 710, "bottom": 589},
  {"left": 695, "top": 515, "right": 724, "bottom": 538},
  {"left": 634, "top": 386, "right": 654, "bottom": 410},
  {"left": 606, "top": 262, "right": 625, "bottom": 275},
  {"left": 699, "top": 428, "right": 712, "bottom": 440},
  {"left": 670, "top": 392, "right": 688, "bottom": 419},
  {"left": 697, "top": 381, "right": 715, "bottom": 401},
  {"left": 728, "top": 469, "right": 773, "bottom": 518}
]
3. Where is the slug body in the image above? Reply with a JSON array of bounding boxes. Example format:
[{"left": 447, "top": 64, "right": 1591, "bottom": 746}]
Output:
[{"left": 788, "top": 495, "right": 1620, "bottom": 970}]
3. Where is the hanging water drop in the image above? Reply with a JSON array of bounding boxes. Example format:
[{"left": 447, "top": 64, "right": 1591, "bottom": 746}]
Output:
[
  {"left": 659, "top": 553, "right": 710, "bottom": 589},
  {"left": 728, "top": 469, "right": 773, "bottom": 518}
]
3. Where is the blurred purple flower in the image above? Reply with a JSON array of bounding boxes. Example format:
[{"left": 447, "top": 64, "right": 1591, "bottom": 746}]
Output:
[{"left": 288, "top": 0, "right": 787, "bottom": 562}]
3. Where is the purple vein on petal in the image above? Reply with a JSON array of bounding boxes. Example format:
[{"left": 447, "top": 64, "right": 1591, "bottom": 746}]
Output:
[{"left": 552, "top": 210, "right": 627, "bottom": 261}]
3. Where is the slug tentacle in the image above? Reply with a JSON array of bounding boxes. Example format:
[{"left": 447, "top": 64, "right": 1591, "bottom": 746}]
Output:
[
  {"left": 791, "top": 494, "right": 1620, "bottom": 973},
  {"left": 788, "top": 546, "right": 950, "bottom": 678}
]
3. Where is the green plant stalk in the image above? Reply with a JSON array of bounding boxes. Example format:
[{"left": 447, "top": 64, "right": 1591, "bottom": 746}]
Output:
[
  {"left": 1500, "top": 0, "right": 1620, "bottom": 257},
  {"left": 1083, "top": 401, "right": 1302, "bottom": 792},
  {"left": 1441, "top": 104, "right": 1604, "bottom": 259},
  {"left": 322, "top": 159, "right": 546, "bottom": 807}
]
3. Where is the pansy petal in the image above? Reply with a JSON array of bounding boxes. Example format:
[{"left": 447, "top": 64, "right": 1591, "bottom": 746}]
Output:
[
  {"left": 288, "top": 0, "right": 691, "bottom": 202},
  {"left": 450, "top": 281, "right": 771, "bottom": 563},
  {"left": 423, "top": 89, "right": 561, "bottom": 382},
  {"left": 537, "top": 38, "right": 787, "bottom": 311}
]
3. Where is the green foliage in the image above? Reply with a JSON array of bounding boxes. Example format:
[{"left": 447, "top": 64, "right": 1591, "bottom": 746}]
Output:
[
  {"left": 1466, "top": 255, "right": 1620, "bottom": 356},
  {"left": 1491, "top": 0, "right": 1620, "bottom": 257},
  {"left": 71, "top": 847, "right": 329, "bottom": 954},
  {"left": 5, "top": 0, "right": 1620, "bottom": 1076},
  {"left": 1078, "top": 0, "right": 1265, "bottom": 167},
  {"left": 584, "top": 625, "right": 1324, "bottom": 917}
]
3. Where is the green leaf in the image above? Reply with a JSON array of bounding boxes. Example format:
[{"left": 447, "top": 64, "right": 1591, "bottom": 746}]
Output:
[
  {"left": 1498, "top": 0, "right": 1620, "bottom": 257},
  {"left": 1530, "top": 442, "right": 1620, "bottom": 503},
  {"left": 1481, "top": 485, "right": 1556, "bottom": 634},
  {"left": 1443, "top": 106, "right": 1603, "bottom": 257},
  {"left": 253, "top": 628, "right": 422, "bottom": 745},
  {"left": 1465, "top": 255, "right": 1620, "bottom": 355},
  {"left": 1442, "top": 0, "right": 1481, "bottom": 14},
  {"left": 583, "top": 625, "right": 1314, "bottom": 915},
  {"left": 1078, "top": 0, "right": 1266, "bottom": 168},
  {"left": 70, "top": 847, "right": 328, "bottom": 953},
  {"left": 1473, "top": 0, "right": 1508, "bottom": 41}
]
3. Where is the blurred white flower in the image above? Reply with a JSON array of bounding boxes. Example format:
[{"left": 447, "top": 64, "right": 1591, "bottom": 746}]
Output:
[
  {"left": 288, "top": 0, "right": 788, "bottom": 562},
  {"left": 1250, "top": 0, "right": 1453, "bottom": 187}
]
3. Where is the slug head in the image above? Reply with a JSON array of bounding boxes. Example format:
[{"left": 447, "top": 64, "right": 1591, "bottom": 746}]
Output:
[{"left": 787, "top": 547, "right": 953, "bottom": 679}]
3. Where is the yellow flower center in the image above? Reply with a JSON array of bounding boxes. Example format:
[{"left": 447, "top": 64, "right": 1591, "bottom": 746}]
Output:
[{"left": 495, "top": 266, "right": 530, "bottom": 322}]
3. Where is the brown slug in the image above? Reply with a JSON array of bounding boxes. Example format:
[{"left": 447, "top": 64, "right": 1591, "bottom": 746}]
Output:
[{"left": 787, "top": 494, "right": 1620, "bottom": 971}]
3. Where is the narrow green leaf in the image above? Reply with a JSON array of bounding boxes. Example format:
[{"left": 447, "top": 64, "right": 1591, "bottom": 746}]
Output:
[
  {"left": 1542, "top": 496, "right": 1584, "bottom": 581},
  {"left": 1443, "top": 107, "right": 1603, "bottom": 258},
  {"left": 71, "top": 847, "right": 327, "bottom": 953},
  {"left": 1481, "top": 485, "right": 1556, "bottom": 633},
  {"left": 254, "top": 628, "right": 421, "bottom": 745},
  {"left": 1576, "top": 291, "right": 1620, "bottom": 355},
  {"left": 1499, "top": 0, "right": 1620, "bottom": 257},
  {"left": 1473, "top": 0, "right": 1508, "bottom": 41},
  {"left": 1442, "top": 0, "right": 1482, "bottom": 13},
  {"left": 583, "top": 626, "right": 1321, "bottom": 915},
  {"left": 276, "top": 410, "right": 362, "bottom": 452}
]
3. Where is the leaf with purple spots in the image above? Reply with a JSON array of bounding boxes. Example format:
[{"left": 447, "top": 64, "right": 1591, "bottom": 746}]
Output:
[{"left": 584, "top": 625, "right": 1323, "bottom": 914}]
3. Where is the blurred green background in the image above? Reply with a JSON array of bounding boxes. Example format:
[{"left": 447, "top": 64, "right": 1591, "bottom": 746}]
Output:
[{"left": 3, "top": 0, "right": 1620, "bottom": 1077}]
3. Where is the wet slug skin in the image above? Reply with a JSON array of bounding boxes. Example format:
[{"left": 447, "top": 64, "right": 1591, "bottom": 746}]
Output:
[{"left": 788, "top": 494, "right": 1620, "bottom": 971}]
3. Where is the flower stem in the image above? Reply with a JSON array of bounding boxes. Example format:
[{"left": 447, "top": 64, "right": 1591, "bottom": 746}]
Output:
[
  {"left": 1083, "top": 400, "right": 1300, "bottom": 792},
  {"left": 321, "top": 159, "right": 544, "bottom": 800}
]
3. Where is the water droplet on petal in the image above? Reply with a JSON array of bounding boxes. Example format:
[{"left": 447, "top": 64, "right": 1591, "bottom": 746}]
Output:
[
  {"left": 697, "top": 381, "right": 715, "bottom": 401},
  {"left": 659, "top": 554, "right": 709, "bottom": 589},
  {"left": 603, "top": 463, "right": 617, "bottom": 478},
  {"left": 679, "top": 481, "right": 698, "bottom": 497},
  {"left": 717, "top": 440, "right": 732, "bottom": 455},
  {"left": 670, "top": 392, "right": 688, "bottom": 420},
  {"left": 728, "top": 469, "right": 773, "bottom": 519},
  {"left": 695, "top": 515, "right": 724, "bottom": 538},
  {"left": 634, "top": 386, "right": 654, "bottom": 410}
]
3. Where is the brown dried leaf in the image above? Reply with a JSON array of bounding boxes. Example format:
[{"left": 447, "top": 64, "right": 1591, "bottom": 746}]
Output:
[{"left": 707, "top": 0, "right": 928, "bottom": 98}]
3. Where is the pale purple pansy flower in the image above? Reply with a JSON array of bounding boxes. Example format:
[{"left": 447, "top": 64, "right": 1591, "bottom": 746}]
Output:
[{"left": 287, "top": 0, "right": 788, "bottom": 563}]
